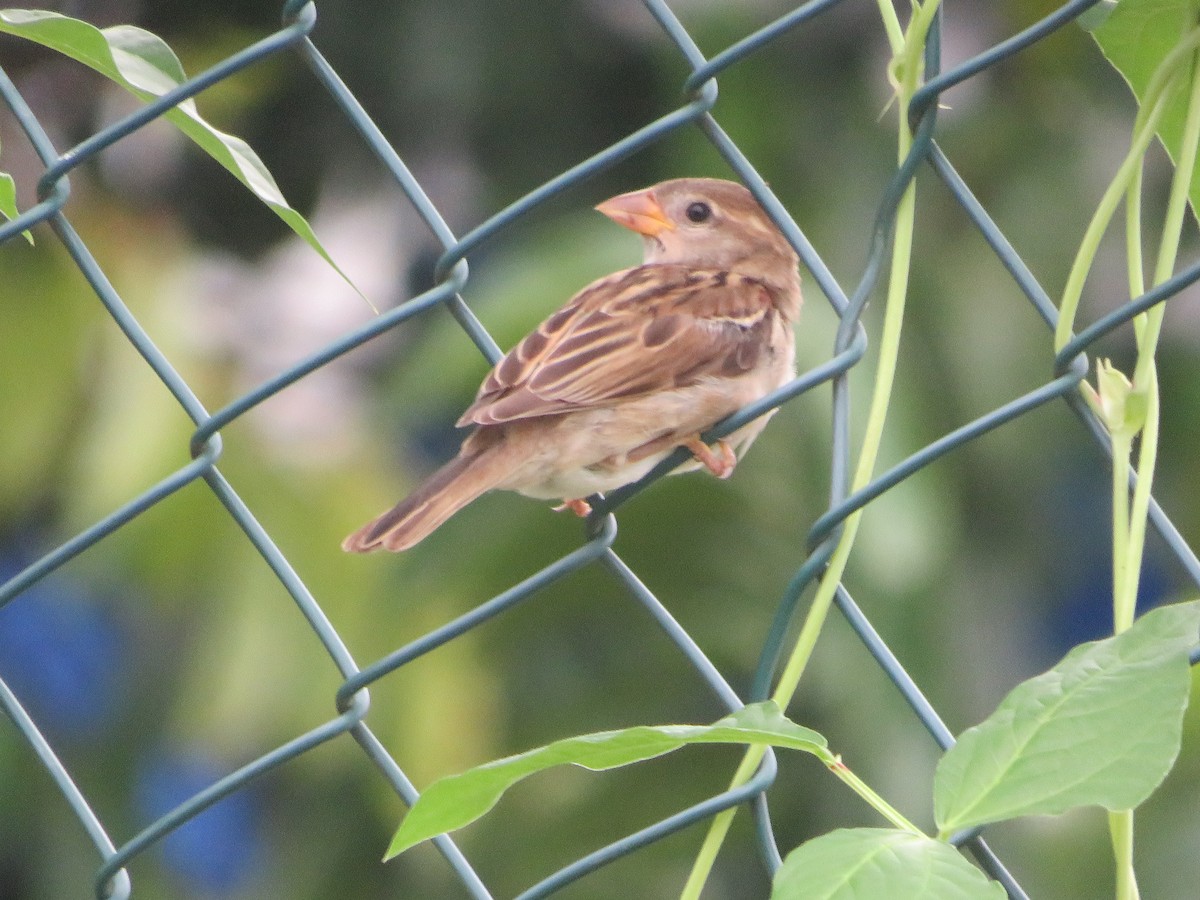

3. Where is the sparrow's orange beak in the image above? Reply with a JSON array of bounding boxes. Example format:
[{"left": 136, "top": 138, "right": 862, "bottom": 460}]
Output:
[{"left": 595, "top": 189, "right": 675, "bottom": 237}]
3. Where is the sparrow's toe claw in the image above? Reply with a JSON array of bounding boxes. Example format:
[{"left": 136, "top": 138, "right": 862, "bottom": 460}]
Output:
[
  {"left": 684, "top": 436, "right": 736, "bottom": 479},
  {"left": 553, "top": 498, "right": 593, "bottom": 517}
]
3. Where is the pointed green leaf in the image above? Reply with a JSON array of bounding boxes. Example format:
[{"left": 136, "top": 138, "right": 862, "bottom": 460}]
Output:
[
  {"left": 1092, "top": 0, "right": 1200, "bottom": 219},
  {"left": 1078, "top": 0, "right": 1119, "bottom": 32},
  {"left": 0, "top": 9, "right": 363, "bottom": 298},
  {"left": 385, "top": 701, "right": 827, "bottom": 860},
  {"left": 0, "top": 171, "right": 33, "bottom": 244},
  {"left": 935, "top": 600, "right": 1200, "bottom": 834},
  {"left": 772, "top": 829, "right": 1005, "bottom": 900}
]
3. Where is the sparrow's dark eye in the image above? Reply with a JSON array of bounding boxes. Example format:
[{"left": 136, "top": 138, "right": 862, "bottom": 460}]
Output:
[{"left": 685, "top": 201, "right": 712, "bottom": 223}]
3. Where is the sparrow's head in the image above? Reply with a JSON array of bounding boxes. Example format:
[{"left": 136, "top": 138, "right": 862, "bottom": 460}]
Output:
[{"left": 595, "top": 178, "right": 800, "bottom": 289}]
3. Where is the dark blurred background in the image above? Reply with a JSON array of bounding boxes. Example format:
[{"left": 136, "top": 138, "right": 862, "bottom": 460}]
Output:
[{"left": 1, "top": 1, "right": 1198, "bottom": 898}]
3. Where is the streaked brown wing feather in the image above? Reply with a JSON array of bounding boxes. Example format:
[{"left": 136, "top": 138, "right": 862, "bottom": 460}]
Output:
[{"left": 459, "top": 264, "right": 777, "bottom": 427}]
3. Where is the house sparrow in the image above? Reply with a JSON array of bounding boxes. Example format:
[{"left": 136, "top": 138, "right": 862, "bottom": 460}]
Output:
[{"left": 343, "top": 177, "right": 802, "bottom": 552}]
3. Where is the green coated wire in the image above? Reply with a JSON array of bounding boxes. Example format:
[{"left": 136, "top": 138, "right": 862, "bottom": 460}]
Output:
[{"left": 1, "top": 1, "right": 1198, "bottom": 898}]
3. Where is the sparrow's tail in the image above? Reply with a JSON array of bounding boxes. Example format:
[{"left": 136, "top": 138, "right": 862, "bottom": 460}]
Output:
[{"left": 341, "top": 446, "right": 510, "bottom": 553}]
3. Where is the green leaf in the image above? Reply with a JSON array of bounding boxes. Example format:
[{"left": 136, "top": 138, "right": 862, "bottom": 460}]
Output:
[
  {"left": 385, "top": 701, "right": 827, "bottom": 860},
  {"left": 1078, "top": 0, "right": 1119, "bottom": 32},
  {"left": 0, "top": 171, "right": 33, "bottom": 244},
  {"left": 771, "top": 829, "right": 1005, "bottom": 900},
  {"left": 0, "top": 9, "right": 364, "bottom": 299},
  {"left": 934, "top": 600, "right": 1200, "bottom": 835},
  {"left": 1092, "top": 0, "right": 1200, "bottom": 219},
  {"left": 0, "top": 173, "right": 15, "bottom": 219}
]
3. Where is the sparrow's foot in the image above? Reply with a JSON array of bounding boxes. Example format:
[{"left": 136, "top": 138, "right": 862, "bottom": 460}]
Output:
[
  {"left": 684, "top": 436, "right": 736, "bottom": 479},
  {"left": 553, "top": 498, "right": 593, "bottom": 517}
]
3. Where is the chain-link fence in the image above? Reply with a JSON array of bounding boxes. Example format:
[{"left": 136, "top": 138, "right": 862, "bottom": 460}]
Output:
[{"left": 2, "top": 1, "right": 1199, "bottom": 898}]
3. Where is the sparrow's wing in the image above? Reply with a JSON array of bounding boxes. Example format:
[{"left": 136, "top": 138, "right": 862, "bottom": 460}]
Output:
[{"left": 458, "top": 264, "right": 781, "bottom": 427}]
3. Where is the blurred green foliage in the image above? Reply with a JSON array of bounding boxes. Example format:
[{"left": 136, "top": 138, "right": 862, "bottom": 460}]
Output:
[{"left": 1, "top": 2, "right": 1199, "bottom": 899}]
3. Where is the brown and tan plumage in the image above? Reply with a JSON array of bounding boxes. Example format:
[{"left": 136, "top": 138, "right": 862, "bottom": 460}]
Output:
[{"left": 343, "top": 178, "right": 802, "bottom": 553}]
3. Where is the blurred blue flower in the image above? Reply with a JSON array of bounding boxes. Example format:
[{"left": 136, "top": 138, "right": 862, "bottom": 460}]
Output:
[
  {"left": 1050, "top": 550, "right": 1172, "bottom": 652},
  {"left": 1039, "top": 469, "right": 1176, "bottom": 660},
  {"left": 0, "top": 551, "right": 127, "bottom": 741},
  {"left": 134, "top": 748, "right": 266, "bottom": 895}
]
